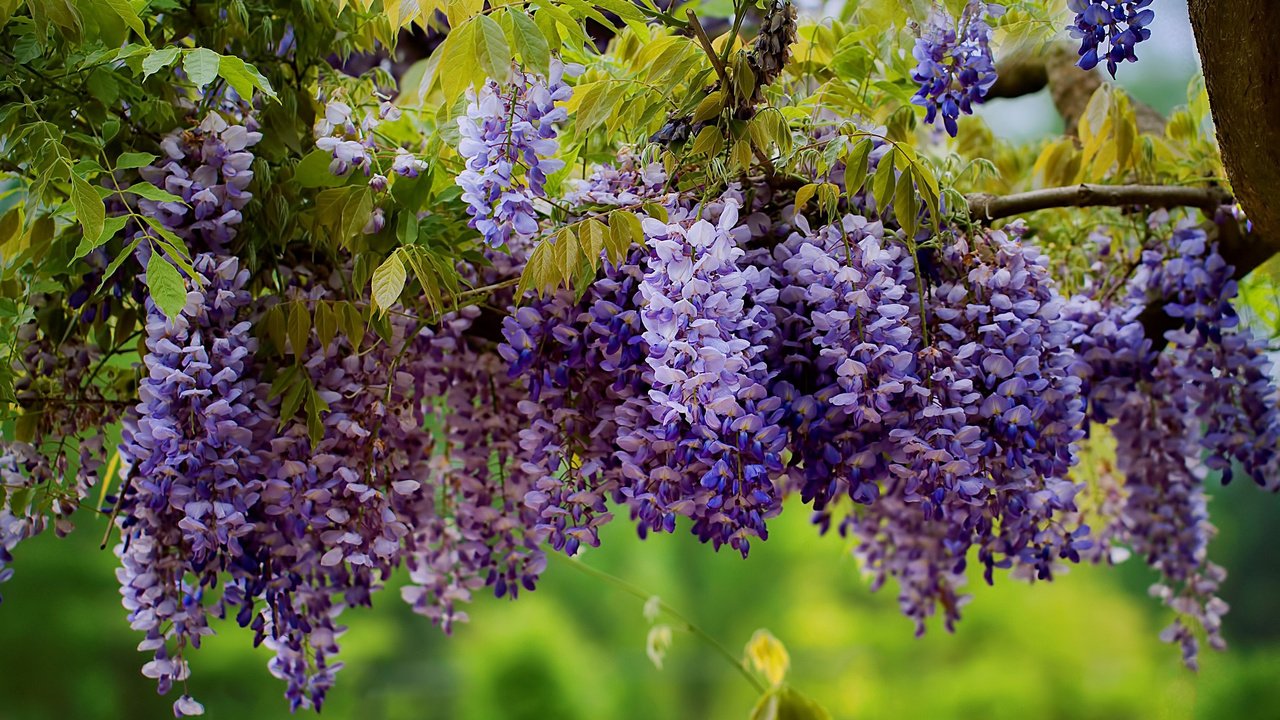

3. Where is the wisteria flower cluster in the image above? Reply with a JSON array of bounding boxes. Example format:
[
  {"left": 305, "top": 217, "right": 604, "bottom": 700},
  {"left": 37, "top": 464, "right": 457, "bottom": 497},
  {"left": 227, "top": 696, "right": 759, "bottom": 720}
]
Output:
[
  {"left": 1067, "top": 0, "right": 1156, "bottom": 77},
  {"left": 5, "top": 0, "right": 1280, "bottom": 716},
  {"left": 910, "top": 2, "right": 1004, "bottom": 137},
  {"left": 455, "top": 61, "right": 572, "bottom": 248},
  {"left": 314, "top": 96, "right": 425, "bottom": 190},
  {"left": 138, "top": 114, "right": 262, "bottom": 254}
]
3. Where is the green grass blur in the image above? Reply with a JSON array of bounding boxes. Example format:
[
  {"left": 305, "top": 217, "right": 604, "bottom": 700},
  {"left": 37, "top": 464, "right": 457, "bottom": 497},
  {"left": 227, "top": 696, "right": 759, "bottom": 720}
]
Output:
[{"left": 2, "top": 473, "right": 1279, "bottom": 720}]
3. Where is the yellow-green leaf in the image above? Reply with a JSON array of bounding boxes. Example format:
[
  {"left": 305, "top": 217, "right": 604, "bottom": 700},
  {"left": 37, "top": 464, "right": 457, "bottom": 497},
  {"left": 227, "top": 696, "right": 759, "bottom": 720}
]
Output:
[
  {"left": 287, "top": 302, "right": 310, "bottom": 356},
  {"left": 894, "top": 171, "right": 918, "bottom": 239},
  {"left": 580, "top": 217, "right": 607, "bottom": 269},
  {"left": 219, "top": 54, "right": 277, "bottom": 100},
  {"left": 140, "top": 47, "right": 179, "bottom": 79},
  {"left": 474, "top": 15, "right": 511, "bottom": 84},
  {"left": 371, "top": 251, "right": 407, "bottom": 312},
  {"left": 691, "top": 125, "right": 724, "bottom": 157},
  {"left": 552, "top": 226, "right": 579, "bottom": 285},
  {"left": 438, "top": 20, "right": 478, "bottom": 102},
  {"left": 844, "top": 138, "right": 873, "bottom": 198},
  {"left": 506, "top": 9, "right": 550, "bottom": 75},
  {"left": 793, "top": 183, "right": 818, "bottom": 213},
  {"left": 692, "top": 91, "right": 724, "bottom": 123},
  {"left": 314, "top": 301, "right": 338, "bottom": 348}
]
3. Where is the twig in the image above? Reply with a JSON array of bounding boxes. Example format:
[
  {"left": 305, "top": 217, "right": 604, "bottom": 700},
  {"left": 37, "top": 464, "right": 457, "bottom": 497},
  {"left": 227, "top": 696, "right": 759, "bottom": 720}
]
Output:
[
  {"left": 686, "top": 10, "right": 729, "bottom": 86},
  {"left": 965, "top": 183, "right": 1234, "bottom": 222},
  {"left": 551, "top": 553, "right": 766, "bottom": 694}
]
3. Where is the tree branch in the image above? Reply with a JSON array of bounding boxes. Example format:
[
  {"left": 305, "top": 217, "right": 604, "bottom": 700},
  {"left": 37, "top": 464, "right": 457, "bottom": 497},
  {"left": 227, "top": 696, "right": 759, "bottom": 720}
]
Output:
[
  {"left": 986, "top": 43, "right": 1165, "bottom": 136},
  {"left": 686, "top": 10, "right": 729, "bottom": 86},
  {"left": 965, "top": 183, "right": 1234, "bottom": 222}
]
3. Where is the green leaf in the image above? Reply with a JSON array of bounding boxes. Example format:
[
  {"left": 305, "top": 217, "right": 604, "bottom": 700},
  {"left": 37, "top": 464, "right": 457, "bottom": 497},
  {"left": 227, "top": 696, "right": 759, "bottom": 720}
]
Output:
[
  {"left": 872, "top": 155, "right": 896, "bottom": 216},
  {"left": 218, "top": 54, "right": 276, "bottom": 100},
  {"left": 793, "top": 183, "right": 818, "bottom": 214},
  {"left": 474, "top": 15, "right": 511, "bottom": 85},
  {"left": 102, "top": 237, "right": 142, "bottom": 282},
  {"left": 146, "top": 252, "right": 188, "bottom": 320},
  {"left": 371, "top": 251, "right": 407, "bottom": 313},
  {"left": 69, "top": 172, "right": 105, "bottom": 246},
  {"left": 294, "top": 150, "right": 347, "bottom": 188},
  {"left": 894, "top": 170, "right": 919, "bottom": 240},
  {"left": 115, "top": 152, "right": 157, "bottom": 170},
  {"left": 517, "top": 239, "right": 555, "bottom": 298},
  {"left": 439, "top": 20, "right": 478, "bottom": 103},
  {"left": 691, "top": 126, "right": 724, "bottom": 157},
  {"left": 0, "top": 0, "right": 22, "bottom": 30},
  {"left": 102, "top": 0, "right": 147, "bottom": 41},
  {"left": 551, "top": 226, "right": 578, "bottom": 286},
  {"left": 692, "top": 91, "right": 724, "bottom": 123},
  {"left": 287, "top": 302, "right": 309, "bottom": 356},
  {"left": 183, "top": 48, "right": 220, "bottom": 89},
  {"left": 314, "top": 302, "right": 338, "bottom": 348},
  {"left": 262, "top": 304, "right": 287, "bottom": 354},
  {"left": 140, "top": 47, "right": 180, "bottom": 80},
  {"left": 125, "top": 182, "right": 185, "bottom": 203},
  {"left": 306, "top": 386, "right": 328, "bottom": 446},
  {"left": 506, "top": 10, "right": 550, "bottom": 75},
  {"left": 607, "top": 210, "right": 643, "bottom": 261},
  {"left": 74, "top": 214, "right": 128, "bottom": 259},
  {"left": 278, "top": 372, "right": 307, "bottom": 429},
  {"left": 580, "top": 218, "right": 607, "bottom": 270},
  {"left": 749, "top": 686, "right": 832, "bottom": 720},
  {"left": 641, "top": 203, "right": 668, "bottom": 223},
  {"left": 844, "top": 138, "right": 873, "bottom": 199}
]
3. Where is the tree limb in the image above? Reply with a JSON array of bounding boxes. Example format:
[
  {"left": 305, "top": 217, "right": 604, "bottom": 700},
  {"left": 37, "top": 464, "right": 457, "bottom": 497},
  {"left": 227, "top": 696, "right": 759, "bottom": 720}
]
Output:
[
  {"left": 1189, "top": 0, "right": 1280, "bottom": 271},
  {"left": 965, "top": 183, "right": 1233, "bottom": 222},
  {"left": 987, "top": 43, "right": 1164, "bottom": 137}
]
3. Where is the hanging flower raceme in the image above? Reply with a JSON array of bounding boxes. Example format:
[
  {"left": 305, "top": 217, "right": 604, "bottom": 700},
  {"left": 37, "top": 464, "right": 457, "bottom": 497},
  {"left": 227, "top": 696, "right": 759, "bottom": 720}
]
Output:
[
  {"left": 910, "top": 1, "right": 1004, "bottom": 137},
  {"left": 1067, "top": 0, "right": 1156, "bottom": 77},
  {"left": 1062, "top": 220, "right": 1280, "bottom": 669},
  {"left": 455, "top": 61, "right": 572, "bottom": 248},
  {"left": 771, "top": 213, "right": 920, "bottom": 512},
  {"left": 618, "top": 198, "right": 786, "bottom": 557},
  {"left": 137, "top": 114, "right": 262, "bottom": 254},
  {"left": 115, "top": 253, "right": 260, "bottom": 717}
]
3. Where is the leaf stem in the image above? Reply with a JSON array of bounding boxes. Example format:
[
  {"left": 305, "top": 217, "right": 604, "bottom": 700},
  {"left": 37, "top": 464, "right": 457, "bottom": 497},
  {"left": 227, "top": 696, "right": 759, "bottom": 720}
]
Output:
[{"left": 550, "top": 552, "right": 766, "bottom": 694}]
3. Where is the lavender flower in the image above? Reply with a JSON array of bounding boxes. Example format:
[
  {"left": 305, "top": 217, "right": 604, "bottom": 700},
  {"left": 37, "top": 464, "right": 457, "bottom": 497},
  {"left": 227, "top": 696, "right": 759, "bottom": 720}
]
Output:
[
  {"left": 618, "top": 198, "right": 786, "bottom": 557},
  {"left": 115, "top": 253, "right": 260, "bottom": 715},
  {"left": 138, "top": 114, "right": 261, "bottom": 254},
  {"left": 455, "top": 62, "right": 572, "bottom": 248}
]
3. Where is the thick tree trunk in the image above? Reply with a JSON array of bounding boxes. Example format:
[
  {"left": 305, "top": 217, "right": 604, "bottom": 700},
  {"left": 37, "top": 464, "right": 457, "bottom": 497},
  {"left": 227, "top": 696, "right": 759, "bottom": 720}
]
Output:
[{"left": 1189, "top": 0, "right": 1280, "bottom": 274}]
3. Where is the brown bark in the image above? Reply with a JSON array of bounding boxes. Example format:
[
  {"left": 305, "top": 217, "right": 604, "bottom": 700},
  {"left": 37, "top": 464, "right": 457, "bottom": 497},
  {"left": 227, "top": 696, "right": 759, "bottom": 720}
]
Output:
[
  {"left": 987, "top": 43, "right": 1164, "bottom": 136},
  {"left": 966, "top": 183, "right": 1232, "bottom": 222},
  {"left": 1189, "top": 0, "right": 1280, "bottom": 276}
]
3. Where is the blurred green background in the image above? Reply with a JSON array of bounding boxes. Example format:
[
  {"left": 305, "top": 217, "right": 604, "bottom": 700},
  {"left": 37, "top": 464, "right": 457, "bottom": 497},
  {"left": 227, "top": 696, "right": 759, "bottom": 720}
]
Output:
[
  {"left": 3, "top": 480, "right": 1280, "bottom": 720},
  {"left": 7, "top": 2, "right": 1280, "bottom": 719}
]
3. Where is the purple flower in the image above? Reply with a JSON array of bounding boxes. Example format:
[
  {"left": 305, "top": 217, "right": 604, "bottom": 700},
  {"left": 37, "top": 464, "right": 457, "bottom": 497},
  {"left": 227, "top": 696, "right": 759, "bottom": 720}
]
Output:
[
  {"left": 911, "top": 2, "right": 1003, "bottom": 137},
  {"left": 1068, "top": 0, "right": 1155, "bottom": 77},
  {"left": 137, "top": 113, "right": 262, "bottom": 254},
  {"left": 454, "top": 61, "right": 572, "bottom": 247}
]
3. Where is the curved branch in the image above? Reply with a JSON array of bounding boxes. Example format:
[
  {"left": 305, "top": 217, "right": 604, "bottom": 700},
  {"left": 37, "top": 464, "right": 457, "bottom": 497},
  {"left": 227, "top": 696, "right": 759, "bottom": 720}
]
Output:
[
  {"left": 987, "top": 43, "right": 1165, "bottom": 136},
  {"left": 965, "top": 183, "right": 1233, "bottom": 222}
]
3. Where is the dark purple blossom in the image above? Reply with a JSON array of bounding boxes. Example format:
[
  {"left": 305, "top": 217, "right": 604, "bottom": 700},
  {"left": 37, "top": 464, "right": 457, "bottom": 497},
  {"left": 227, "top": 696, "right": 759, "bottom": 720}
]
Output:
[
  {"left": 911, "top": 2, "right": 1004, "bottom": 137},
  {"left": 1068, "top": 0, "right": 1155, "bottom": 77}
]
